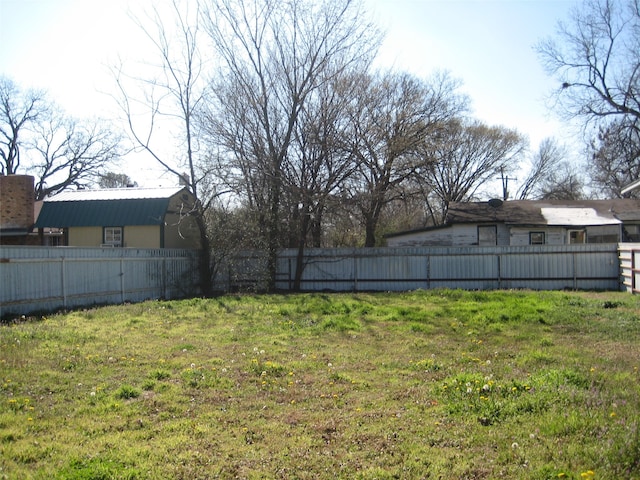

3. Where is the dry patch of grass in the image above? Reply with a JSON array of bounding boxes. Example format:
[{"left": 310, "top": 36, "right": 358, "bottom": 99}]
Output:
[{"left": 1, "top": 290, "right": 639, "bottom": 479}]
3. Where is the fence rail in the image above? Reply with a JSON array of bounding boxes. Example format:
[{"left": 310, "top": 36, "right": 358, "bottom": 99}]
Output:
[{"left": 0, "top": 246, "right": 199, "bottom": 317}]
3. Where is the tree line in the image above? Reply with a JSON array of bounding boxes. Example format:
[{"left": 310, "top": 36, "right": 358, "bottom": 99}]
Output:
[{"left": 2, "top": 0, "right": 639, "bottom": 292}]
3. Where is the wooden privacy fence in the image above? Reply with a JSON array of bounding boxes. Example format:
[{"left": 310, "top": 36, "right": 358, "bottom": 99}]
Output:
[
  {"left": 221, "top": 244, "right": 624, "bottom": 293},
  {"left": 619, "top": 243, "right": 640, "bottom": 293},
  {"left": 0, "top": 246, "right": 200, "bottom": 317}
]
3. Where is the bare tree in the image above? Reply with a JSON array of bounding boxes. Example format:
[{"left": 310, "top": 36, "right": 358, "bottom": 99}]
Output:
[
  {"left": 588, "top": 119, "right": 640, "bottom": 197},
  {"left": 538, "top": 0, "right": 640, "bottom": 128},
  {"left": 516, "top": 137, "right": 566, "bottom": 199},
  {"left": 1, "top": 77, "right": 122, "bottom": 198},
  {"left": 538, "top": 0, "right": 640, "bottom": 193},
  {"left": 112, "top": 0, "right": 220, "bottom": 295},
  {"left": 201, "top": 0, "right": 381, "bottom": 289},
  {"left": 0, "top": 77, "right": 49, "bottom": 176},
  {"left": 538, "top": 163, "right": 585, "bottom": 200},
  {"left": 29, "top": 112, "right": 122, "bottom": 200},
  {"left": 421, "top": 119, "right": 526, "bottom": 223},
  {"left": 283, "top": 71, "right": 365, "bottom": 288},
  {"left": 343, "top": 70, "right": 466, "bottom": 247}
]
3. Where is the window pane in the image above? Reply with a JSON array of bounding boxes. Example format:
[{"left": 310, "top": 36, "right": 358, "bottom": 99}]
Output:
[
  {"left": 478, "top": 225, "right": 497, "bottom": 246},
  {"left": 104, "top": 227, "right": 122, "bottom": 244},
  {"left": 568, "top": 230, "right": 585, "bottom": 244},
  {"left": 530, "top": 232, "right": 545, "bottom": 245}
]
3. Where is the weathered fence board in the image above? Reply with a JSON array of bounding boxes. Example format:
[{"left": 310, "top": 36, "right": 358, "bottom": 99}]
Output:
[{"left": 0, "top": 246, "right": 199, "bottom": 317}]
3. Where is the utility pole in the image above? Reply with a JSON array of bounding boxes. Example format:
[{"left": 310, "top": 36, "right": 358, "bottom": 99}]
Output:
[{"left": 497, "top": 167, "right": 517, "bottom": 201}]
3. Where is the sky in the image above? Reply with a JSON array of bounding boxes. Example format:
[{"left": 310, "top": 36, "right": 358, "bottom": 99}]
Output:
[{"left": 1, "top": 0, "right": 578, "bottom": 190}]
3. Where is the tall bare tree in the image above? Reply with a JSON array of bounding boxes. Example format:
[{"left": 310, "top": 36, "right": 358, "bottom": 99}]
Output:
[
  {"left": 420, "top": 119, "right": 526, "bottom": 223},
  {"left": 112, "top": 0, "right": 220, "bottom": 295},
  {"left": 201, "top": 0, "right": 381, "bottom": 288},
  {"left": 1, "top": 77, "right": 122, "bottom": 198},
  {"left": 538, "top": 0, "right": 640, "bottom": 192},
  {"left": 343, "top": 70, "right": 466, "bottom": 247},
  {"left": 538, "top": 0, "right": 640, "bottom": 128},
  {"left": 29, "top": 112, "right": 122, "bottom": 200},
  {"left": 0, "top": 77, "right": 48, "bottom": 176},
  {"left": 283, "top": 71, "right": 365, "bottom": 288}
]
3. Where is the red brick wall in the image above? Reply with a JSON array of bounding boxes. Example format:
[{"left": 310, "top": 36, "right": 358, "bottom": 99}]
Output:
[{"left": 0, "top": 175, "right": 35, "bottom": 229}]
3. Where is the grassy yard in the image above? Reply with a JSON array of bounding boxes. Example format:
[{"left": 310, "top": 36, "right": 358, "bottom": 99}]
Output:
[{"left": 1, "top": 290, "right": 639, "bottom": 479}]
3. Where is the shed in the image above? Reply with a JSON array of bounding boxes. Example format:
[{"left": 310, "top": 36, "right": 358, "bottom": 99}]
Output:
[{"left": 34, "top": 187, "right": 200, "bottom": 249}]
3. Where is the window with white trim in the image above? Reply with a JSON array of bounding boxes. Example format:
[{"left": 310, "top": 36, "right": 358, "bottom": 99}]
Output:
[{"left": 104, "top": 227, "right": 123, "bottom": 246}]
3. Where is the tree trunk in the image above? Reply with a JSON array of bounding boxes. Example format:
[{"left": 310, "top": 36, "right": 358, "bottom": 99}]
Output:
[
  {"left": 194, "top": 211, "right": 213, "bottom": 297},
  {"left": 293, "top": 212, "right": 311, "bottom": 291}
]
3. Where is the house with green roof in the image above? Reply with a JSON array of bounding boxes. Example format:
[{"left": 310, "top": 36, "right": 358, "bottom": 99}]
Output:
[{"left": 34, "top": 187, "right": 201, "bottom": 249}]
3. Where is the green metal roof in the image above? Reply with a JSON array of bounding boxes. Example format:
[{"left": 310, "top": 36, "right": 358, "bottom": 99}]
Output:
[{"left": 34, "top": 198, "right": 171, "bottom": 227}]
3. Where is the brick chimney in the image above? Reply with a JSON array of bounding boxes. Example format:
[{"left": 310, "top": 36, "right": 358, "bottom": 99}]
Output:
[{"left": 0, "top": 175, "right": 35, "bottom": 229}]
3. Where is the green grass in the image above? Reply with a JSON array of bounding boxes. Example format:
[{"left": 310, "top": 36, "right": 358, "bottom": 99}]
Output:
[{"left": 1, "top": 289, "right": 639, "bottom": 479}]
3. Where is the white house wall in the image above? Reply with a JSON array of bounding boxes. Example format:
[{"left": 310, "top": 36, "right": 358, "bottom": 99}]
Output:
[
  {"left": 510, "top": 227, "right": 565, "bottom": 245},
  {"left": 386, "top": 227, "right": 453, "bottom": 247}
]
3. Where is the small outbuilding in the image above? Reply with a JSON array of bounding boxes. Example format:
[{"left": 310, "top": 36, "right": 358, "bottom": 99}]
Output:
[
  {"left": 385, "top": 199, "right": 640, "bottom": 247},
  {"left": 34, "top": 187, "right": 201, "bottom": 249}
]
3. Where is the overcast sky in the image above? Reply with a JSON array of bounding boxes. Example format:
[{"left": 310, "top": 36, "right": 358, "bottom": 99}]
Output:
[{"left": 1, "top": 0, "right": 578, "bottom": 189}]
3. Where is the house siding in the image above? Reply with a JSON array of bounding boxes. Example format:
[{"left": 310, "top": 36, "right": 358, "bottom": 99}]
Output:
[
  {"left": 163, "top": 194, "right": 201, "bottom": 249},
  {"left": 68, "top": 225, "right": 163, "bottom": 248},
  {"left": 69, "top": 227, "right": 102, "bottom": 246},
  {"left": 122, "top": 226, "right": 161, "bottom": 248},
  {"left": 510, "top": 227, "right": 565, "bottom": 245}
]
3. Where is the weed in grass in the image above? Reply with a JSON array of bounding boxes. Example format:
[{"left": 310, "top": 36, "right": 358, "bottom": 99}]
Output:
[
  {"left": 114, "top": 385, "right": 140, "bottom": 400},
  {"left": 149, "top": 369, "right": 171, "bottom": 381}
]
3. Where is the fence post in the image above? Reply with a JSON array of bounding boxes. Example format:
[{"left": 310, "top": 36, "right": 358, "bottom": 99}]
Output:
[
  {"left": 353, "top": 253, "right": 358, "bottom": 292},
  {"left": 162, "top": 257, "right": 167, "bottom": 299},
  {"left": 119, "top": 257, "right": 124, "bottom": 303},
  {"left": 61, "top": 256, "right": 67, "bottom": 309},
  {"left": 426, "top": 254, "right": 430, "bottom": 289},
  {"left": 632, "top": 246, "right": 637, "bottom": 293}
]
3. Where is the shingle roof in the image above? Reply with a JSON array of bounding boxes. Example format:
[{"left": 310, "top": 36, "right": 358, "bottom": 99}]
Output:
[
  {"left": 34, "top": 187, "right": 189, "bottom": 228},
  {"left": 446, "top": 199, "right": 640, "bottom": 226}
]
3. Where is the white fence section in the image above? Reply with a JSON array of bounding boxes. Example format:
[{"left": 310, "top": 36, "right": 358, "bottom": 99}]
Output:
[
  {"left": 1, "top": 244, "right": 630, "bottom": 318},
  {"left": 619, "top": 243, "right": 640, "bottom": 293},
  {"left": 223, "top": 244, "right": 622, "bottom": 292},
  {"left": 0, "top": 246, "right": 200, "bottom": 317}
]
